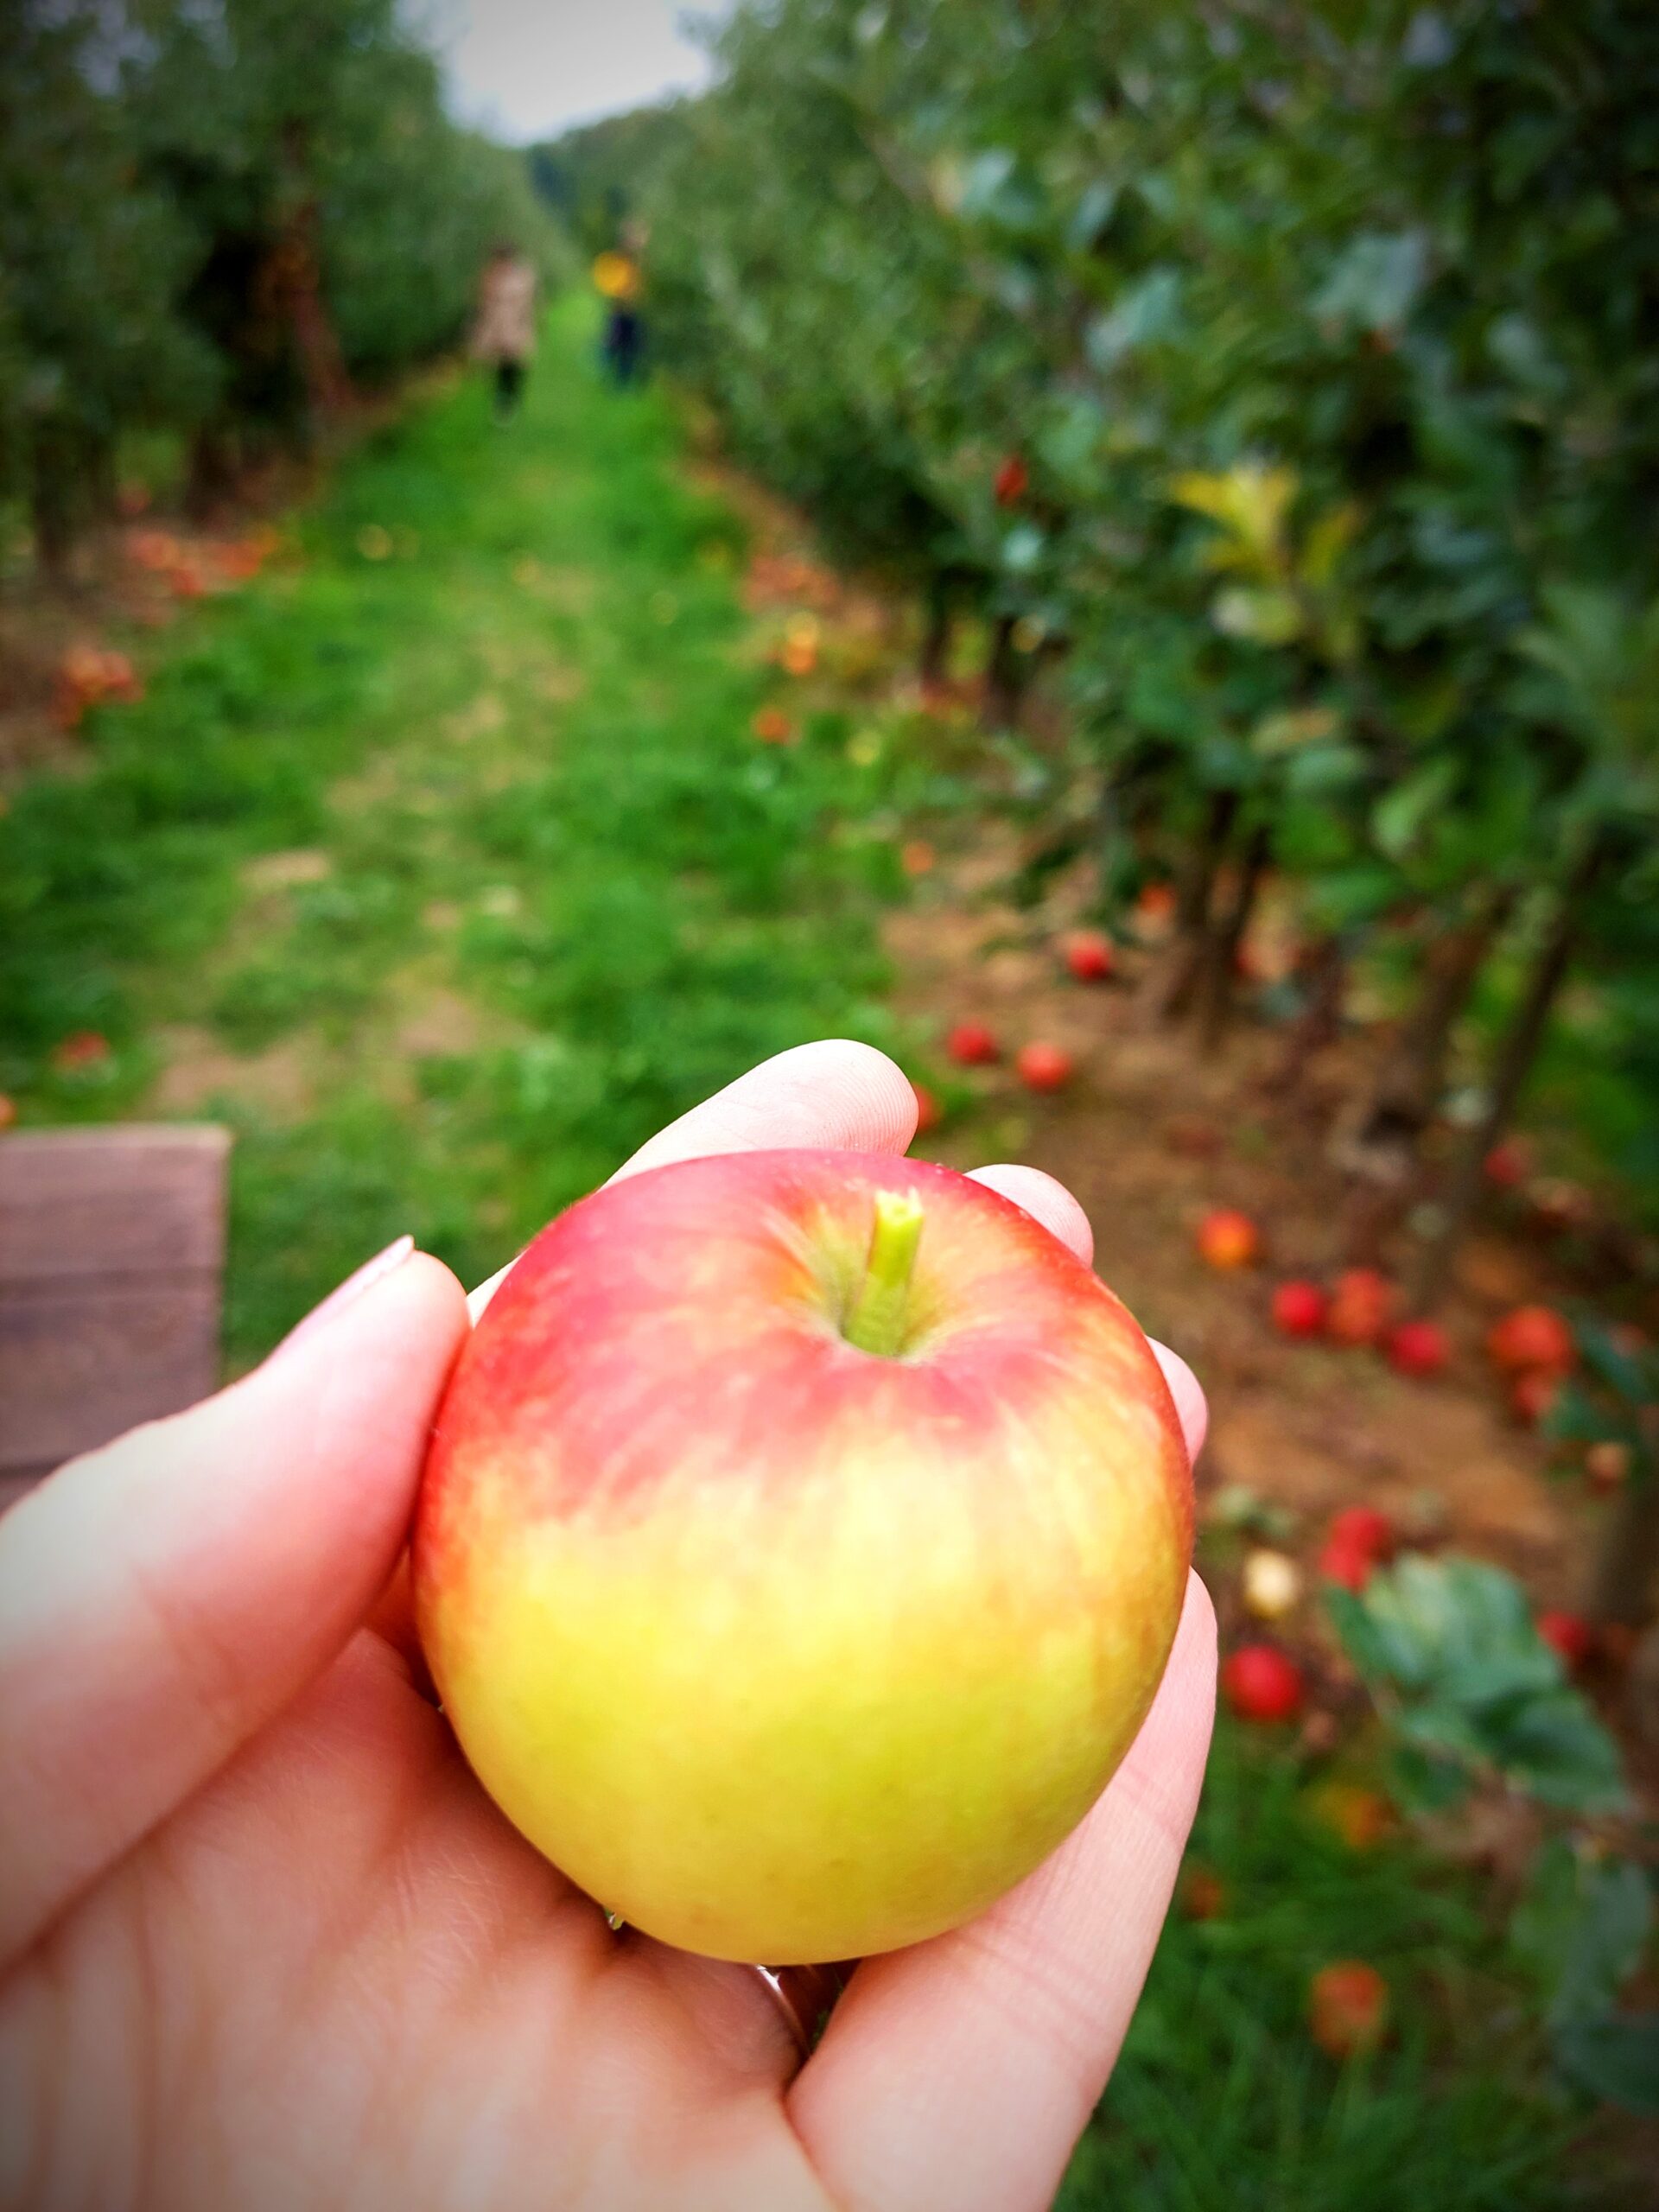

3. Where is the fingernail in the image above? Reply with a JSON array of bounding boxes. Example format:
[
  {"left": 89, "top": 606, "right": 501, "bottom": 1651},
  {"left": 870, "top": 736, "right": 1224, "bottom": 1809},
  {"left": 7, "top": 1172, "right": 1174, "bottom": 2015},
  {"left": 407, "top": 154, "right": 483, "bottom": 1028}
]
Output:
[{"left": 268, "top": 1236, "right": 416, "bottom": 1365}]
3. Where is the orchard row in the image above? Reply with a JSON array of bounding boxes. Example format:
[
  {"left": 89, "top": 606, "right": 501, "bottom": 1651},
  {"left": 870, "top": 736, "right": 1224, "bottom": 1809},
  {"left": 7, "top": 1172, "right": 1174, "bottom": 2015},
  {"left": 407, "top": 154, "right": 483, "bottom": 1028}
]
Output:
[
  {"left": 3, "top": 0, "right": 554, "bottom": 570},
  {"left": 626, "top": 0, "right": 1658, "bottom": 1311}
]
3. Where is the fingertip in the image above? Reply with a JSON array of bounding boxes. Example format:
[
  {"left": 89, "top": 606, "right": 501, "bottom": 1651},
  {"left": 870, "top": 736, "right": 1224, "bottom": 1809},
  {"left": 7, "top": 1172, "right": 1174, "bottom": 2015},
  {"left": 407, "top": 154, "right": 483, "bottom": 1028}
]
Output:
[
  {"left": 1150, "top": 1340, "right": 1207, "bottom": 1464},
  {"left": 612, "top": 1037, "right": 918, "bottom": 1180},
  {"left": 967, "top": 1163, "right": 1094, "bottom": 1264},
  {"left": 791, "top": 1039, "right": 920, "bottom": 1154}
]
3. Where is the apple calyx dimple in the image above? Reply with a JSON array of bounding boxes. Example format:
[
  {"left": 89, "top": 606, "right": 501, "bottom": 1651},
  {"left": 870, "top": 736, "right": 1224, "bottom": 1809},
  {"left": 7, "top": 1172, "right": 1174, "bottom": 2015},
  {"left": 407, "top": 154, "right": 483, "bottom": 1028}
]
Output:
[{"left": 841, "top": 1189, "right": 925, "bottom": 1357}]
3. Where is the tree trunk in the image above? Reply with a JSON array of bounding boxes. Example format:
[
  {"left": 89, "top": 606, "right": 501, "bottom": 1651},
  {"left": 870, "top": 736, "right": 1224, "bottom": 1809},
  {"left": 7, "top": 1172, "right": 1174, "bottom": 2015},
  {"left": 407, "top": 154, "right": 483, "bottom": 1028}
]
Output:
[
  {"left": 1198, "top": 822, "right": 1271, "bottom": 1055},
  {"left": 979, "top": 612, "right": 1024, "bottom": 729},
  {"left": 1267, "top": 934, "right": 1346, "bottom": 1093},
  {"left": 1150, "top": 789, "right": 1237, "bottom": 1020},
  {"left": 275, "top": 118, "right": 353, "bottom": 424},
  {"left": 29, "top": 424, "right": 77, "bottom": 580},
  {"left": 1408, "top": 844, "right": 1603, "bottom": 1310},
  {"left": 1334, "top": 887, "right": 1514, "bottom": 1261},
  {"left": 85, "top": 431, "right": 118, "bottom": 523},
  {"left": 918, "top": 575, "right": 953, "bottom": 686},
  {"left": 187, "top": 423, "right": 240, "bottom": 521},
  {"left": 272, "top": 225, "right": 353, "bottom": 422},
  {"left": 1357, "top": 887, "right": 1515, "bottom": 1151},
  {"left": 1587, "top": 1471, "right": 1659, "bottom": 1628}
]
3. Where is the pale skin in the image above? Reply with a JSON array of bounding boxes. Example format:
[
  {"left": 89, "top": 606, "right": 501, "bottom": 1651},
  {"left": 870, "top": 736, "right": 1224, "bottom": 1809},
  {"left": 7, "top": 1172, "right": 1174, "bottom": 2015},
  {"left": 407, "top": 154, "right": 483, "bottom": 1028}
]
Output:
[{"left": 0, "top": 1041, "right": 1216, "bottom": 2212}]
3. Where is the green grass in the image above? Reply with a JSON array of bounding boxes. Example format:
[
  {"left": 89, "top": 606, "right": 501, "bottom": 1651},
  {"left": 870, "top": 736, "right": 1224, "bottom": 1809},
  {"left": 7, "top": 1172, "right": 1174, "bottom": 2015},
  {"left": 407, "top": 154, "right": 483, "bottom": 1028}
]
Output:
[
  {"left": 1, "top": 301, "right": 906, "bottom": 1356},
  {"left": 1061, "top": 1719, "right": 1628, "bottom": 2212},
  {"left": 0, "top": 302, "right": 1639, "bottom": 2207}
]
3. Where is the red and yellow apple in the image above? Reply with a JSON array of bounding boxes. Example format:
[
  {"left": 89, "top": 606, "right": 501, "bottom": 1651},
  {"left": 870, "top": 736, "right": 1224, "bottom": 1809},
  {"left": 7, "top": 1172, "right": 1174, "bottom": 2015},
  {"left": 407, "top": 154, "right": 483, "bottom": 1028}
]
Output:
[{"left": 414, "top": 1148, "right": 1192, "bottom": 1966}]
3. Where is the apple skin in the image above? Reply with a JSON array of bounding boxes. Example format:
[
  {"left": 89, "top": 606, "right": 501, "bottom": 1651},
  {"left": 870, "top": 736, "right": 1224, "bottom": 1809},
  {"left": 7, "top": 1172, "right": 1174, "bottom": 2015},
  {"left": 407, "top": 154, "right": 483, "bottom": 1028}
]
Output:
[{"left": 414, "top": 1147, "right": 1192, "bottom": 1966}]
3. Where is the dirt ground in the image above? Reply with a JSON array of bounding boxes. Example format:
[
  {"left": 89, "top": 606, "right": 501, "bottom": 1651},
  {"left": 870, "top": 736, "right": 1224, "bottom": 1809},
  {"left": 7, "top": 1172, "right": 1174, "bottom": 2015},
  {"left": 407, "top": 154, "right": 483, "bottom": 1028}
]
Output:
[{"left": 891, "top": 866, "right": 1613, "bottom": 1594}]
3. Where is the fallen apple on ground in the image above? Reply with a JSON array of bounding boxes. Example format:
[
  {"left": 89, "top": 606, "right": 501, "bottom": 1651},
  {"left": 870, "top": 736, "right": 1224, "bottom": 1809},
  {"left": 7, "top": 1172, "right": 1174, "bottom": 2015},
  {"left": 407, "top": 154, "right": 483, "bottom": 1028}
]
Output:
[
  {"left": 1015, "top": 1039, "right": 1074, "bottom": 1091},
  {"left": 414, "top": 1148, "right": 1193, "bottom": 1965},
  {"left": 1242, "top": 1547, "right": 1302, "bottom": 1620},
  {"left": 1325, "top": 1268, "right": 1396, "bottom": 1347},
  {"left": 1537, "top": 1610, "right": 1593, "bottom": 1670},
  {"left": 1221, "top": 1643, "right": 1304, "bottom": 1722},
  {"left": 1308, "top": 1960, "right": 1389, "bottom": 2058},
  {"left": 1486, "top": 1304, "right": 1575, "bottom": 1376},
  {"left": 1326, "top": 1504, "right": 1395, "bottom": 1561},
  {"left": 1271, "top": 1279, "right": 1328, "bottom": 1338},
  {"left": 1318, "top": 1535, "right": 1377, "bottom": 1593},
  {"left": 1510, "top": 1369, "right": 1560, "bottom": 1427},
  {"left": 945, "top": 1020, "right": 998, "bottom": 1065},
  {"left": 1385, "top": 1318, "right": 1448, "bottom": 1378},
  {"left": 909, "top": 1079, "right": 942, "bottom": 1134},
  {"left": 1197, "top": 1208, "right": 1260, "bottom": 1269},
  {"left": 1061, "top": 929, "right": 1115, "bottom": 982}
]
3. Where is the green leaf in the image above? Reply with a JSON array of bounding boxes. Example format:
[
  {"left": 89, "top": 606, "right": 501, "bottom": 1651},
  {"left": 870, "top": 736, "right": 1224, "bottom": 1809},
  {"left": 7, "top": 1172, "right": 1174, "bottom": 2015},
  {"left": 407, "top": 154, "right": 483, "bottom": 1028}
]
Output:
[
  {"left": 1328, "top": 1555, "right": 1628, "bottom": 1815},
  {"left": 1312, "top": 230, "right": 1430, "bottom": 333},
  {"left": 1511, "top": 1840, "right": 1654, "bottom": 2025},
  {"left": 1373, "top": 759, "right": 1459, "bottom": 860},
  {"left": 1085, "top": 267, "right": 1183, "bottom": 368},
  {"left": 1553, "top": 2014, "right": 1659, "bottom": 2117},
  {"left": 1212, "top": 585, "right": 1302, "bottom": 645}
]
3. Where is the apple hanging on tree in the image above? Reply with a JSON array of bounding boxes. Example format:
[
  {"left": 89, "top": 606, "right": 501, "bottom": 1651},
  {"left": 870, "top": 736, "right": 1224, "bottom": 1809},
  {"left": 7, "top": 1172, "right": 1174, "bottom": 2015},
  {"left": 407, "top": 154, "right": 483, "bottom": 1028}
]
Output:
[{"left": 414, "top": 1150, "right": 1193, "bottom": 1964}]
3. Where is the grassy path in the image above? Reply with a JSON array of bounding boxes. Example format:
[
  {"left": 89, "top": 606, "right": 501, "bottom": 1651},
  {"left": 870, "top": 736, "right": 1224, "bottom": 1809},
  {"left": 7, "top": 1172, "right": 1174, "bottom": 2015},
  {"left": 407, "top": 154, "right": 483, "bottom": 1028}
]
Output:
[
  {"left": 2, "top": 299, "right": 895, "bottom": 1358},
  {"left": 0, "top": 298, "right": 1637, "bottom": 2209}
]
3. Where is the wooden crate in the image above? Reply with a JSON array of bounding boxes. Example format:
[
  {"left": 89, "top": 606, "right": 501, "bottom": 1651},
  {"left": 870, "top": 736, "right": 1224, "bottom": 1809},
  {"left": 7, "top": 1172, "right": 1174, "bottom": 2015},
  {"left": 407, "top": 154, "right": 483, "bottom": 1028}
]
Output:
[{"left": 0, "top": 1125, "right": 231, "bottom": 1507}]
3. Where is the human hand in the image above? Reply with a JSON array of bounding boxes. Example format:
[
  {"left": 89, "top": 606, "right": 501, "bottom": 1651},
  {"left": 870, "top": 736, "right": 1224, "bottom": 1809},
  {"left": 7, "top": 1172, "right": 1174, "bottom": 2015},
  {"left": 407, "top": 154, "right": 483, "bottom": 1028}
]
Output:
[{"left": 0, "top": 1042, "right": 1214, "bottom": 2212}]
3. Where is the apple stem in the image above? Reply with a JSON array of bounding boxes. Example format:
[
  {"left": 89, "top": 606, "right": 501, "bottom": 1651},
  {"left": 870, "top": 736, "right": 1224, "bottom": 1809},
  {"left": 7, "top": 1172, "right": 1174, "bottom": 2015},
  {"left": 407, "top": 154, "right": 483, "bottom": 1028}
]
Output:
[{"left": 842, "top": 1189, "right": 925, "bottom": 1357}]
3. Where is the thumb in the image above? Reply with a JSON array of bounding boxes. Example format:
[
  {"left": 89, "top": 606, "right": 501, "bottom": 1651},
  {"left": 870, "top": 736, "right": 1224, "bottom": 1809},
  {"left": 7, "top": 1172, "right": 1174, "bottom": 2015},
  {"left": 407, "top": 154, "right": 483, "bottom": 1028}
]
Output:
[{"left": 0, "top": 1243, "right": 467, "bottom": 1967}]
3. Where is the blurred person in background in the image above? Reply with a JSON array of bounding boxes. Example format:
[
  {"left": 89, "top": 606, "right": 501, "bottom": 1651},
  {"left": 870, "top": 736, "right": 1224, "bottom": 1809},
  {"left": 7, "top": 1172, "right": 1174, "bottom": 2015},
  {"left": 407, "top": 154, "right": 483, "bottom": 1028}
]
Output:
[
  {"left": 472, "top": 240, "right": 537, "bottom": 418},
  {"left": 593, "top": 224, "right": 646, "bottom": 388}
]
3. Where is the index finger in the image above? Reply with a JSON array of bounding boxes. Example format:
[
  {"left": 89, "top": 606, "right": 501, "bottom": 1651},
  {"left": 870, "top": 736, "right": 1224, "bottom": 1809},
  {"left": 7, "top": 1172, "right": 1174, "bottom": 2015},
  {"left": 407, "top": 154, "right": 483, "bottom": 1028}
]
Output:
[{"left": 469, "top": 1040, "right": 918, "bottom": 1319}]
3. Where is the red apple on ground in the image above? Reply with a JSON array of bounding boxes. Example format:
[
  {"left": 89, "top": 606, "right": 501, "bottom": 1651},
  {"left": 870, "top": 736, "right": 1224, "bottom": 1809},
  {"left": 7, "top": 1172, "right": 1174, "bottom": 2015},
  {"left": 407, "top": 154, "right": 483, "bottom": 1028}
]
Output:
[
  {"left": 1319, "top": 1535, "right": 1377, "bottom": 1593},
  {"left": 414, "top": 1149, "right": 1192, "bottom": 1965},
  {"left": 1510, "top": 1370, "right": 1560, "bottom": 1427},
  {"left": 1537, "top": 1611, "right": 1593, "bottom": 1670},
  {"left": 1483, "top": 1138, "right": 1531, "bottom": 1190},
  {"left": 1306, "top": 1781, "right": 1393, "bottom": 1851},
  {"left": 1242, "top": 1547, "right": 1302, "bottom": 1620},
  {"left": 1180, "top": 1866, "right": 1227, "bottom": 1921},
  {"left": 945, "top": 1020, "right": 999, "bottom": 1066},
  {"left": 910, "top": 1080, "right": 942, "bottom": 1134},
  {"left": 1135, "top": 882, "right": 1178, "bottom": 931},
  {"left": 51, "top": 1030, "right": 111, "bottom": 1074},
  {"left": 1308, "top": 1961, "right": 1389, "bottom": 2058},
  {"left": 1272, "top": 1279, "right": 1328, "bottom": 1338},
  {"left": 1385, "top": 1319, "right": 1448, "bottom": 1378},
  {"left": 1061, "top": 930, "right": 1115, "bottom": 982},
  {"left": 1015, "top": 1039, "right": 1074, "bottom": 1092},
  {"left": 1325, "top": 1268, "right": 1396, "bottom": 1347},
  {"left": 1221, "top": 1643, "right": 1304, "bottom": 1722},
  {"left": 1197, "top": 1208, "right": 1260, "bottom": 1269},
  {"left": 1585, "top": 1440, "right": 1630, "bottom": 1491},
  {"left": 1486, "top": 1305, "right": 1574, "bottom": 1376},
  {"left": 994, "top": 454, "right": 1028, "bottom": 506},
  {"left": 751, "top": 706, "right": 795, "bottom": 745},
  {"left": 1326, "top": 1505, "right": 1395, "bottom": 1561}
]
